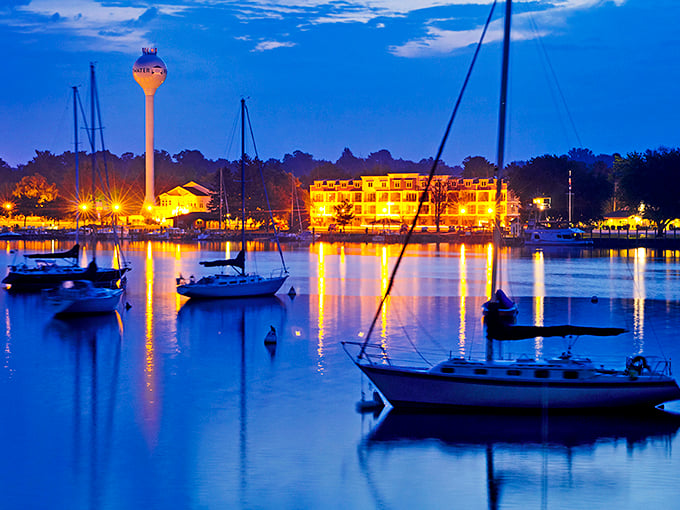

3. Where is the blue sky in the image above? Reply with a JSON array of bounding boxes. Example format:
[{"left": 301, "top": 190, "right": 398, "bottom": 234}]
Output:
[{"left": 1, "top": 0, "right": 678, "bottom": 168}]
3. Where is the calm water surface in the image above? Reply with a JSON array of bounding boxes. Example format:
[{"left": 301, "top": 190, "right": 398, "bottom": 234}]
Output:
[{"left": 2, "top": 240, "right": 680, "bottom": 509}]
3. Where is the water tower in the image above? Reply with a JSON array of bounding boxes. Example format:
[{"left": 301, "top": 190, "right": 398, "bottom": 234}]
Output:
[{"left": 133, "top": 48, "right": 167, "bottom": 212}]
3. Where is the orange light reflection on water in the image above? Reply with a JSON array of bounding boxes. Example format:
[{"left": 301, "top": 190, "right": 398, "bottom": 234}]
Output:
[
  {"left": 317, "top": 242, "right": 325, "bottom": 374},
  {"left": 380, "top": 246, "right": 390, "bottom": 353},
  {"left": 175, "top": 244, "right": 182, "bottom": 312},
  {"left": 532, "top": 251, "right": 545, "bottom": 359},
  {"left": 143, "top": 241, "right": 158, "bottom": 445},
  {"left": 485, "top": 243, "right": 493, "bottom": 300},
  {"left": 633, "top": 247, "right": 646, "bottom": 352},
  {"left": 458, "top": 244, "right": 467, "bottom": 357},
  {"left": 4, "top": 307, "right": 13, "bottom": 378}
]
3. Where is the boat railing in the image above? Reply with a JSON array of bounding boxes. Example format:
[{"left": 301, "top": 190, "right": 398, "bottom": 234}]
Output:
[
  {"left": 648, "top": 357, "right": 673, "bottom": 376},
  {"left": 269, "top": 267, "right": 289, "bottom": 279},
  {"left": 342, "top": 341, "right": 437, "bottom": 369}
]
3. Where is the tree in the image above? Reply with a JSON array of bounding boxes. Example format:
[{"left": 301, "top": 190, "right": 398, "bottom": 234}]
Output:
[
  {"left": 462, "top": 156, "right": 495, "bottom": 178},
  {"left": 430, "top": 179, "right": 454, "bottom": 232},
  {"left": 12, "top": 173, "right": 59, "bottom": 226},
  {"left": 506, "top": 155, "right": 611, "bottom": 224},
  {"left": 618, "top": 148, "right": 680, "bottom": 236},
  {"left": 333, "top": 199, "right": 355, "bottom": 231}
]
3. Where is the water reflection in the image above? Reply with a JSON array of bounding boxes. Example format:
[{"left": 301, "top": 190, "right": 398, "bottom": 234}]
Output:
[
  {"left": 45, "top": 313, "right": 123, "bottom": 510},
  {"left": 458, "top": 245, "right": 467, "bottom": 357},
  {"left": 362, "top": 408, "right": 680, "bottom": 510},
  {"left": 533, "top": 250, "right": 545, "bottom": 359},
  {"left": 176, "top": 296, "right": 287, "bottom": 507},
  {"left": 633, "top": 247, "right": 646, "bottom": 353},
  {"left": 317, "top": 243, "right": 325, "bottom": 373}
]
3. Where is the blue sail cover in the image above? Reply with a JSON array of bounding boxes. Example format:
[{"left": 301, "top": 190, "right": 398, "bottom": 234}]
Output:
[
  {"left": 26, "top": 244, "right": 79, "bottom": 259},
  {"left": 487, "top": 322, "right": 627, "bottom": 341},
  {"left": 199, "top": 250, "right": 245, "bottom": 270}
]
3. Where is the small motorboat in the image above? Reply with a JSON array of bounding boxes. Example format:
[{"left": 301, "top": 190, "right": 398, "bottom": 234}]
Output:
[{"left": 45, "top": 280, "right": 124, "bottom": 316}]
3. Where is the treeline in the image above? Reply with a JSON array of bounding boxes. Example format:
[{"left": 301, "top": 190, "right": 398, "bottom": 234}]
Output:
[
  {"left": 0, "top": 147, "right": 459, "bottom": 221},
  {"left": 2, "top": 145, "right": 678, "bottom": 234}
]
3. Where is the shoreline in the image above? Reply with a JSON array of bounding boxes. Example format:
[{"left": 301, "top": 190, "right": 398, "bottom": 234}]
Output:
[{"left": 4, "top": 228, "right": 680, "bottom": 249}]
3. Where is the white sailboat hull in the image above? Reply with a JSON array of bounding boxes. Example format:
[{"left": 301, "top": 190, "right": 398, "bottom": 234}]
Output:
[
  {"left": 177, "top": 274, "right": 288, "bottom": 299},
  {"left": 47, "top": 285, "right": 123, "bottom": 316},
  {"left": 358, "top": 363, "right": 680, "bottom": 410}
]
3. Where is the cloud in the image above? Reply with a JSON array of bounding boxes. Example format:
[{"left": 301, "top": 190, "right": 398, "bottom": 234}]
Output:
[
  {"left": 0, "top": 0, "right": 627, "bottom": 56},
  {"left": 252, "top": 40, "right": 296, "bottom": 51},
  {"left": 388, "top": 1, "right": 610, "bottom": 57},
  {"left": 7, "top": 0, "right": 186, "bottom": 52}
]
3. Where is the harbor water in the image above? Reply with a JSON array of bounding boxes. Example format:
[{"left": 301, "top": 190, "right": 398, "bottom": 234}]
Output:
[{"left": 2, "top": 240, "right": 680, "bottom": 509}]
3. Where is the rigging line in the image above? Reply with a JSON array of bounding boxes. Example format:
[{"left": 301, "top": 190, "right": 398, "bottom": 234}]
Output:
[
  {"left": 92, "top": 71, "right": 125, "bottom": 267},
  {"left": 527, "top": 11, "right": 583, "bottom": 148},
  {"left": 402, "top": 324, "right": 434, "bottom": 366},
  {"left": 76, "top": 92, "right": 93, "bottom": 155},
  {"left": 389, "top": 295, "right": 443, "bottom": 364},
  {"left": 359, "top": 0, "right": 499, "bottom": 358},
  {"left": 390, "top": 290, "right": 449, "bottom": 354},
  {"left": 53, "top": 90, "right": 72, "bottom": 154},
  {"left": 244, "top": 103, "right": 288, "bottom": 273},
  {"left": 225, "top": 104, "right": 241, "bottom": 161}
]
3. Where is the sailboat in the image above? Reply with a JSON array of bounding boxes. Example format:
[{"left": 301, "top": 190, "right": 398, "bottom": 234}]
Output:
[
  {"left": 343, "top": 0, "right": 680, "bottom": 410},
  {"left": 176, "top": 99, "right": 289, "bottom": 299},
  {"left": 3, "top": 69, "right": 130, "bottom": 292}
]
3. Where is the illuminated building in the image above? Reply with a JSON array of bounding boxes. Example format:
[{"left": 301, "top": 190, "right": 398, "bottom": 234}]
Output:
[
  {"left": 309, "top": 173, "right": 520, "bottom": 229},
  {"left": 156, "top": 181, "right": 213, "bottom": 223}
]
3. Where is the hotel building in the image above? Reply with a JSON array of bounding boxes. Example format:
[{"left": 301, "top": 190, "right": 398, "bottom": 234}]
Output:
[{"left": 309, "top": 173, "right": 520, "bottom": 230}]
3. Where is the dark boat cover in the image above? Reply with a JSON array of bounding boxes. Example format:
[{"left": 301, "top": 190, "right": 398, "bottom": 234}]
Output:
[
  {"left": 25, "top": 244, "right": 80, "bottom": 260},
  {"left": 487, "top": 322, "right": 627, "bottom": 341},
  {"left": 199, "top": 250, "right": 245, "bottom": 270}
]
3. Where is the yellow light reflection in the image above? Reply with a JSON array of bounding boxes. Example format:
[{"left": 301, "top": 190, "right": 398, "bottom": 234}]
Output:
[
  {"left": 4, "top": 307, "right": 13, "bottom": 378},
  {"left": 175, "top": 243, "right": 182, "bottom": 312},
  {"left": 533, "top": 251, "right": 545, "bottom": 359},
  {"left": 485, "top": 243, "right": 493, "bottom": 300},
  {"left": 633, "top": 247, "right": 646, "bottom": 352},
  {"left": 458, "top": 244, "right": 467, "bottom": 357},
  {"left": 380, "top": 246, "right": 391, "bottom": 352},
  {"left": 112, "top": 244, "right": 121, "bottom": 270},
  {"left": 143, "top": 240, "right": 158, "bottom": 443},
  {"left": 317, "top": 242, "right": 325, "bottom": 373}
]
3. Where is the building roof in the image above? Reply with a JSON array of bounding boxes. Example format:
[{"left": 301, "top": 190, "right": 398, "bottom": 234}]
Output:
[
  {"left": 159, "top": 181, "right": 213, "bottom": 198},
  {"left": 604, "top": 209, "right": 634, "bottom": 219}
]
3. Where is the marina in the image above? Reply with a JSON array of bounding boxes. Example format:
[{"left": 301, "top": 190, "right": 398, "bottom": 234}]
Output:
[{"left": 3, "top": 239, "right": 680, "bottom": 508}]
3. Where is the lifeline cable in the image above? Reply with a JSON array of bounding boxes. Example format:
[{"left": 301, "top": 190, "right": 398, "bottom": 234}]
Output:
[{"left": 359, "top": 0, "right": 499, "bottom": 358}]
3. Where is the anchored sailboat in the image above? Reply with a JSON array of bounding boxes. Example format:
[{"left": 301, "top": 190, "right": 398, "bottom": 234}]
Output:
[
  {"left": 343, "top": 0, "right": 680, "bottom": 410},
  {"left": 3, "top": 66, "right": 130, "bottom": 292},
  {"left": 176, "top": 99, "right": 289, "bottom": 299}
]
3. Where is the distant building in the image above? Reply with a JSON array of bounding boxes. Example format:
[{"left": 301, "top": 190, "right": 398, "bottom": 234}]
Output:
[
  {"left": 309, "top": 173, "right": 520, "bottom": 230},
  {"left": 156, "top": 181, "right": 213, "bottom": 223}
]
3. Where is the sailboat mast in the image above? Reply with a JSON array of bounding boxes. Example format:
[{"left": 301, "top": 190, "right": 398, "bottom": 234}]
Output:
[
  {"left": 90, "top": 63, "right": 96, "bottom": 206},
  {"left": 241, "top": 98, "right": 246, "bottom": 272},
  {"left": 491, "top": 0, "right": 512, "bottom": 300},
  {"left": 568, "top": 168, "right": 573, "bottom": 225},
  {"left": 73, "top": 86, "right": 80, "bottom": 245},
  {"left": 219, "top": 167, "right": 223, "bottom": 231}
]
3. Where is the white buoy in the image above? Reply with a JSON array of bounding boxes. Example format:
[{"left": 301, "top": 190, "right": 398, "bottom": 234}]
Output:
[{"left": 264, "top": 325, "right": 277, "bottom": 344}]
